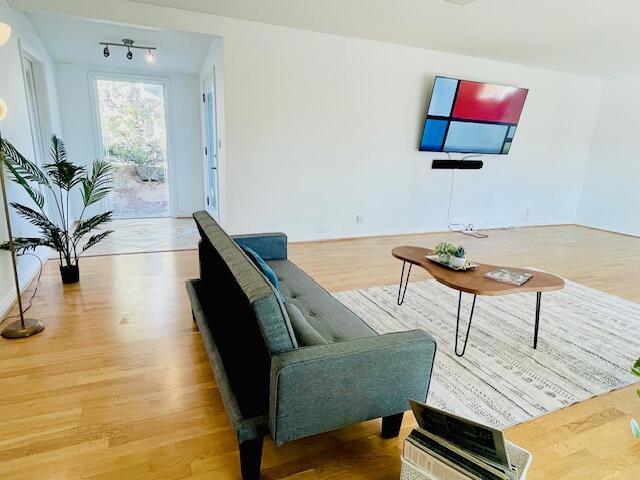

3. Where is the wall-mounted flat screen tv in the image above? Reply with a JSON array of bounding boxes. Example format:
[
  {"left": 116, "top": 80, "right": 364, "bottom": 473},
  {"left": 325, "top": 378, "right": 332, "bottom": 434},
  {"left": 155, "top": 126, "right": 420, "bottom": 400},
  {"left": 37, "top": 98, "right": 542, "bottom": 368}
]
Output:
[{"left": 419, "top": 76, "right": 528, "bottom": 154}]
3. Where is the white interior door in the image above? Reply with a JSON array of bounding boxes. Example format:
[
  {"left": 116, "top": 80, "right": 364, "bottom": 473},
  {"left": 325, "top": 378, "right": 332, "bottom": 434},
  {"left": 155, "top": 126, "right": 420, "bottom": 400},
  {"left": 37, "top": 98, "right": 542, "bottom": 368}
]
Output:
[{"left": 202, "top": 73, "right": 219, "bottom": 219}]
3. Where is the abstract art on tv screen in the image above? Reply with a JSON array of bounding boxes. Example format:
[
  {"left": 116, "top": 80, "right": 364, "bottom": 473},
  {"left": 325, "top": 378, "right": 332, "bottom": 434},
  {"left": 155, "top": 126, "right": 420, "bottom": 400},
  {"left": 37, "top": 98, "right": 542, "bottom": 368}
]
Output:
[{"left": 420, "top": 76, "right": 528, "bottom": 154}]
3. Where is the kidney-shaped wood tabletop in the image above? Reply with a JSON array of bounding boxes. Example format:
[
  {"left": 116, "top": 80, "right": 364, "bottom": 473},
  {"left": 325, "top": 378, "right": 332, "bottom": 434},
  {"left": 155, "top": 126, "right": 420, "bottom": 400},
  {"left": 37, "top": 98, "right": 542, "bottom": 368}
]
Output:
[{"left": 392, "top": 245, "right": 564, "bottom": 296}]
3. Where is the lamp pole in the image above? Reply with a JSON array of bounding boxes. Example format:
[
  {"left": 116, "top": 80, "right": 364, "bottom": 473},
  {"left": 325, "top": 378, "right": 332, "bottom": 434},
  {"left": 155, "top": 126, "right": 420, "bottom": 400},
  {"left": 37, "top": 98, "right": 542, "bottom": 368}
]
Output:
[
  {"left": 0, "top": 132, "right": 44, "bottom": 339},
  {"left": 0, "top": 22, "right": 44, "bottom": 339},
  {"left": 0, "top": 140, "right": 24, "bottom": 318}
]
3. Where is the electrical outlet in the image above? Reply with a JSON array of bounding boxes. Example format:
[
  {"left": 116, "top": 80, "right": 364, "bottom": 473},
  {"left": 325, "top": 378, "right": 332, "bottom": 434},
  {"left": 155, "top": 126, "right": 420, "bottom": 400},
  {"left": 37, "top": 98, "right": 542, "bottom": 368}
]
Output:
[{"left": 355, "top": 215, "right": 363, "bottom": 224}]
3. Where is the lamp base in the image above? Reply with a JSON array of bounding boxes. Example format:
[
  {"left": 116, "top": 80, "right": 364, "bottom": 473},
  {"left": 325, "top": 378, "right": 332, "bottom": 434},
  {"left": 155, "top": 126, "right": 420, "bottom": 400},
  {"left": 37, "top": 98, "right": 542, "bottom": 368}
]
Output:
[{"left": 2, "top": 318, "right": 44, "bottom": 339}]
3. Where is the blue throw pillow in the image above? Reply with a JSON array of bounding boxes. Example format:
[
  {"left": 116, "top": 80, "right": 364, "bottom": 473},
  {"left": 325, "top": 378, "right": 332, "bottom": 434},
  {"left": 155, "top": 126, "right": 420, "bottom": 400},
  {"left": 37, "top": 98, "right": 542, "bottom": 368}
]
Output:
[{"left": 241, "top": 245, "right": 282, "bottom": 296}]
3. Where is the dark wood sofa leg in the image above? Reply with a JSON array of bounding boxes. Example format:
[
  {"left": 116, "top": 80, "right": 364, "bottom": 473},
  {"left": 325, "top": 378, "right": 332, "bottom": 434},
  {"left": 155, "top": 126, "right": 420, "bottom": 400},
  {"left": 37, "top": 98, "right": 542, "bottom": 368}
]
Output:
[
  {"left": 381, "top": 412, "right": 404, "bottom": 439},
  {"left": 239, "top": 437, "right": 264, "bottom": 480}
]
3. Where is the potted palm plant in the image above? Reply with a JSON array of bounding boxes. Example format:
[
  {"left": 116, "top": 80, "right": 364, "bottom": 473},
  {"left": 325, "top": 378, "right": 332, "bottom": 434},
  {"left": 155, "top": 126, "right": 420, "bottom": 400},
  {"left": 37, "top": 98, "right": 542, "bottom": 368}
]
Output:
[{"left": 0, "top": 135, "right": 114, "bottom": 283}]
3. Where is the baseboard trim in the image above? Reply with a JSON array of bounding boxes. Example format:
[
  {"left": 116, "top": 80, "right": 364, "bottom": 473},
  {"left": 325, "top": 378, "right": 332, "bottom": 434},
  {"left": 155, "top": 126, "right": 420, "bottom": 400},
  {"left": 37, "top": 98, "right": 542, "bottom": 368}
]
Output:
[
  {"left": 288, "top": 222, "right": 576, "bottom": 244},
  {"left": 575, "top": 224, "right": 640, "bottom": 239},
  {"left": 0, "top": 252, "right": 50, "bottom": 320}
]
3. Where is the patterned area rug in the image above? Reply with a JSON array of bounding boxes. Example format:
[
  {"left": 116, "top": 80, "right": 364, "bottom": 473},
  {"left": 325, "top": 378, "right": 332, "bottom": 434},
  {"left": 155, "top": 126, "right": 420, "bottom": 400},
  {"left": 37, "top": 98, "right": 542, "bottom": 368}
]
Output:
[
  {"left": 334, "top": 279, "right": 640, "bottom": 429},
  {"left": 82, "top": 218, "right": 198, "bottom": 256}
]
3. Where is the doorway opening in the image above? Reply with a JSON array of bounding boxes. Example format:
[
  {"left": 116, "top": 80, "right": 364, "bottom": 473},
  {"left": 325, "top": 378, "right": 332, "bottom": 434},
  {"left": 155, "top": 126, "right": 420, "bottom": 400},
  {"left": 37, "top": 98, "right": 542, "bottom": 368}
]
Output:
[{"left": 94, "top": 77, "right": 171, "bottom": 219}]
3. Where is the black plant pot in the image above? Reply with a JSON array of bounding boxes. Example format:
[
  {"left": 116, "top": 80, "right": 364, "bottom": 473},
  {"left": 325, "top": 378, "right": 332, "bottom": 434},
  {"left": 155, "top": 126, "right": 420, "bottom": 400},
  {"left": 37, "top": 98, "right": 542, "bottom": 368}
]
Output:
[{"left": 60, "top": 264, "right": 80, "bottom": 284}]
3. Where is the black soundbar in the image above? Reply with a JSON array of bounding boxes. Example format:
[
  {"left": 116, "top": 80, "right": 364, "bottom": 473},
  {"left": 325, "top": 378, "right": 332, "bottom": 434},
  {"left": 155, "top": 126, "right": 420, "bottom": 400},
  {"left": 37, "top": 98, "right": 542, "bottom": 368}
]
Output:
[{"left": 432, "top": 159, "right": 484, "bottom": 170}]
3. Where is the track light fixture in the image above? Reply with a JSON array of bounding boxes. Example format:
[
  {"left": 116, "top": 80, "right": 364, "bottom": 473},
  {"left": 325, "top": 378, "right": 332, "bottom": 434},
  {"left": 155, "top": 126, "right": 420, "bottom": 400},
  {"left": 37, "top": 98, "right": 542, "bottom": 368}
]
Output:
[{"left": 99, "top": 38, "right": 157, "bottom": 62}]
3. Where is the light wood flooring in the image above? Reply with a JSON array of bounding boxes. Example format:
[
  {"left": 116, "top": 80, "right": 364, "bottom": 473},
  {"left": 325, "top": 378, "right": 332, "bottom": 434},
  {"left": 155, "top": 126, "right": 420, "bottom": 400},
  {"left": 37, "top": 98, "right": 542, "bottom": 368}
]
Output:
[{"left": 0, "top": 225, "right": 638, "bottom": 479}]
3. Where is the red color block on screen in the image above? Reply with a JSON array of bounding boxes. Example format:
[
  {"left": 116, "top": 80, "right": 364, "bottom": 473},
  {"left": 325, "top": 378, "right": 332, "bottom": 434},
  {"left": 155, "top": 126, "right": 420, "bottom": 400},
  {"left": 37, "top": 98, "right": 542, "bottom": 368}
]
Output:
[{"left": 452, "top": 81, "right": 528, "bottom": 124}]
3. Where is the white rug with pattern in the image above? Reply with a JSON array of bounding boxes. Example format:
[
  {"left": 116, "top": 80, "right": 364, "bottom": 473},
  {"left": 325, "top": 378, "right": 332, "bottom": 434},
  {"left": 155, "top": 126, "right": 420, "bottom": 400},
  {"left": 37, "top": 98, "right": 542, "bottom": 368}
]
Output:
[{"left": 334, "top": 278, "right": 640, "bottom": 428}]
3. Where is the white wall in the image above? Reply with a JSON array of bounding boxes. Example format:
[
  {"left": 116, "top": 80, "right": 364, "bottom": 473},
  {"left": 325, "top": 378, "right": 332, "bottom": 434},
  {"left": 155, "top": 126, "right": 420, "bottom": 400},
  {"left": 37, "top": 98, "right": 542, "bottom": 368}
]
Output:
[
  {"left": 11, "top": 0, "right": 609, "bottom": 240},
  {"left": 55, "top": 63, "right": 204, "bottom": 218},
  {"left": 195, "top": 15, "right": 603, "bottom": 240},
  {"left": 577, "top": 77, "right": 640, "bottom": 237},
  {"left": 220, "top": 24, "right": 603, "bottom": 240},
  {"left": 0, "top": 0, "right": 62, "bottom": 316}
]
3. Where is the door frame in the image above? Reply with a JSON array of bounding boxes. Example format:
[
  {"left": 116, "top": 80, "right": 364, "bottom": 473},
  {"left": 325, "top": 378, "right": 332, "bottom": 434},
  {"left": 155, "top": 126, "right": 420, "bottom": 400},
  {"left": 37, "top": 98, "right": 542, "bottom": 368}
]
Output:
[
  {"left": 201, "top": 68, "right": 220, "bottom": 220},
  {"left": 88, "top": 72, "right": 177, "bottom": 218}
]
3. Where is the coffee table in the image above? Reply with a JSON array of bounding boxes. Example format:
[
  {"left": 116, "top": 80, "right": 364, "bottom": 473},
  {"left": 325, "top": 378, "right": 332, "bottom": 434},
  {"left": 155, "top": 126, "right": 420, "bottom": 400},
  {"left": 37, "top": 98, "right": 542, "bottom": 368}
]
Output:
[{"left": 392, "top": 246, "right": 565, "bottom": 357}]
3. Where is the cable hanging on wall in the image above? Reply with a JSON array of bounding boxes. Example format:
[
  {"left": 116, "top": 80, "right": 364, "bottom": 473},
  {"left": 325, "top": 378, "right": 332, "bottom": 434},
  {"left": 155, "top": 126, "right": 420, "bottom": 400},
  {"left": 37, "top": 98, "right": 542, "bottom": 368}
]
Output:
[
  {"left": 99, "top": 39, "right": 156, "bottom": 62},
  {"left": 445, "top": 152, "right": 489, "bottom": 239}
]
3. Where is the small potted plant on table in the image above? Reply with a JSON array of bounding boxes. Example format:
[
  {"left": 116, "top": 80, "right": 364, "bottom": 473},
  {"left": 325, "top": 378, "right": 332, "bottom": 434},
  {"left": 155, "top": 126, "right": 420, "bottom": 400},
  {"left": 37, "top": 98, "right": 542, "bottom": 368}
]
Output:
[
  {"left": 449, "top": 246, "right": 467, "bottom": 269},
  {"left": 434, "top": 242, "right": 467, "bottom": 269},
  {"left": 435, "top": 242, "right": 456, "bottom": 264}
]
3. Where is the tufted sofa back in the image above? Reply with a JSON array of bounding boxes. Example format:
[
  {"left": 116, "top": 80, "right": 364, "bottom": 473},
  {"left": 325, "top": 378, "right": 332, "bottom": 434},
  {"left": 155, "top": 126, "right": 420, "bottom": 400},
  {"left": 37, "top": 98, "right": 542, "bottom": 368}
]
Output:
[{"left": 193, "top": 211, "right": 297, "bottom": 417}]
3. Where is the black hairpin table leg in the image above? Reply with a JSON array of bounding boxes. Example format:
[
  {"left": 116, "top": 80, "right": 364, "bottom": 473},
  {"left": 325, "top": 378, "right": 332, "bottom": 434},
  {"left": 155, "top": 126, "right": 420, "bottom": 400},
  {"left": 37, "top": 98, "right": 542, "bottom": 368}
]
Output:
[
  {"left": 455, "top": 291, "right": 477, "bottom": 357},
  {"left": 397, "top": 261, "right": 413, "bottom": 305},
  {"left": 533, "top": 292, "right": 542, "bottom": 349}
]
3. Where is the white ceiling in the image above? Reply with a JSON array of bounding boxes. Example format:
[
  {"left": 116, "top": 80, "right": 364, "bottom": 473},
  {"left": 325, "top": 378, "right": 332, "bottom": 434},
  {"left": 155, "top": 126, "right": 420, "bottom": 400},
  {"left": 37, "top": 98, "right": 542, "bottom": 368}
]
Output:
[
  {"left": 27, "top": 12, "right": 215, "bottom": 75},
  {"left": 131, "top": 0, "right": 640, "bottom": 77}
]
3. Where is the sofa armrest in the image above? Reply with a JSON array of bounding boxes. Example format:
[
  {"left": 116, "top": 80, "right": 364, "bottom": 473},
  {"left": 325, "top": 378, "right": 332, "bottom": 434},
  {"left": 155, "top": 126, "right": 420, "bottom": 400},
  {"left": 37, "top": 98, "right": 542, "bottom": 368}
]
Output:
[
  {"left": 233, "top": 233, "right": 288, "bottom": 260},
  {"left": 269, "top": 329, "right": 437, "bottom": 445}
]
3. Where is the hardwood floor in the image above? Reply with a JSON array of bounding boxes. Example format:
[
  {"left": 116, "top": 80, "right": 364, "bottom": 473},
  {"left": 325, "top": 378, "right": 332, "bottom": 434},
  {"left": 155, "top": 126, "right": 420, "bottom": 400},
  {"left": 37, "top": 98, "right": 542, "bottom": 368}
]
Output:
[{"left": 0, "top": 225, "right": 638, "bottom": 479}]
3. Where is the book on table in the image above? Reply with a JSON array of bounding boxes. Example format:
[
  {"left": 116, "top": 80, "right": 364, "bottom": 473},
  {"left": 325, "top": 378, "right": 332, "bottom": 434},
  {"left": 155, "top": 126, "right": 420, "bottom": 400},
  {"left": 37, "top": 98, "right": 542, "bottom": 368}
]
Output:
[{"left": 402, "top": 400, "right": 532, "bottom": 480}]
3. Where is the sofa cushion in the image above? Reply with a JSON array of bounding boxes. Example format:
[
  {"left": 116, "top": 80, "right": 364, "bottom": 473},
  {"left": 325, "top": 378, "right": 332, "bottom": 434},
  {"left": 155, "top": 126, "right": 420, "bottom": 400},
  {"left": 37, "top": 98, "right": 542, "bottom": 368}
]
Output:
[
  {"left": 268, "top": 259, "right": 377, "bottom": 343},
  {"left": 240, "top": 245, "right": 283, "bottom": 294},
  {"left": 233, "top": 233, "right": 288, "bottom": 261},
  {"left": 285, "top": 303, "right": 328, "bottom": 346}
]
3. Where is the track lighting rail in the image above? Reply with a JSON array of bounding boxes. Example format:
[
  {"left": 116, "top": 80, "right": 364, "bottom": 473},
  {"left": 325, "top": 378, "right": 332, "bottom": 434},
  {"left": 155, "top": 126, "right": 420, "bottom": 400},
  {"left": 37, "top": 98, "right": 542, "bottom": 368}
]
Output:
[{"left": 100, "top": 38, "right": 157, "bottom": 61}]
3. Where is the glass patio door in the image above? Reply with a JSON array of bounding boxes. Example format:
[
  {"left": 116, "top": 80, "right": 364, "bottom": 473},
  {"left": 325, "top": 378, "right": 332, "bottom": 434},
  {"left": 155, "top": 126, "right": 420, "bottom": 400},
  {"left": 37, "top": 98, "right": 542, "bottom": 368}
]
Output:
[{"left": 94, "top": 78, "right": 171, "bottom": 219}]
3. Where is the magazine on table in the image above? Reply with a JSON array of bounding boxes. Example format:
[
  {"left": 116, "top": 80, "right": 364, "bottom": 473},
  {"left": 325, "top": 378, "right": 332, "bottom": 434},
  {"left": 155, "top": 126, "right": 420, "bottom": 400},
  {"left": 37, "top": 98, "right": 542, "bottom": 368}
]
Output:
[
  {"left": 404, "top": 400, "right": 531, "bottom": 480},
  {"left": 483, "top": 268, "right": 533, "bottom": 287}
]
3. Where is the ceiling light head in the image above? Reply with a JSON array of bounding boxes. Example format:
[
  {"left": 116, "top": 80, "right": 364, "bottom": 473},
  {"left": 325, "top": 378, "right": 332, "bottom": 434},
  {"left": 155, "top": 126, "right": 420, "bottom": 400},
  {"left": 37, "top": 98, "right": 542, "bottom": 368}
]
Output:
[
  {"left": 0, "top": 23, "right": 11, "bottom": 46},
  {"left": 146, "top": 49, "right": 154, "bottom": 62},
  {"left": 0, "top": 98, "right": 7, "bottom": 121},
  {"left": 103, "top": 45, "right": 110, "bottom": 57},
  {"left": 126, "top": 48, "right": 133, "bottom": 60}
]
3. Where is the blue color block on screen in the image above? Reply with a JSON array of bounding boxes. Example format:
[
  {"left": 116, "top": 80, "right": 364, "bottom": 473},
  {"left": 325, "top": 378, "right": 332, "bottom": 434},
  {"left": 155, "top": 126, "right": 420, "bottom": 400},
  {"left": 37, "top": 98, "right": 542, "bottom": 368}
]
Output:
[
  {"left": 420, "top": 118, "right": 448, "bottom": 151},
  {"left": 428, "top": 77, "right": 458, "bottom": 117},
  {"left": 443, "top": 121, "right": 508, "bottom": 154},
  {"left": 507, "top": 125, "right": 517, "bottom": 139}
]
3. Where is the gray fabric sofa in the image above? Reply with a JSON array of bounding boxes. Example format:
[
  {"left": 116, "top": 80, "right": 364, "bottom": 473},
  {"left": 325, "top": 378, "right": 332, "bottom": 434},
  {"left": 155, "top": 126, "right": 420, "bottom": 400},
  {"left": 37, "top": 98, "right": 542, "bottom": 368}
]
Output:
[{"left": 186, "top": 211, "right": 437, "bottom": 479}]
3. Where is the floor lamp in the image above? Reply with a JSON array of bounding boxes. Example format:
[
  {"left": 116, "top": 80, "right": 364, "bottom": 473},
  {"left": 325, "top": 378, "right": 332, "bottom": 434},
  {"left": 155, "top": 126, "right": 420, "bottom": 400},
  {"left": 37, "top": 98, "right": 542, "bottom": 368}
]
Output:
[{"left": 0, "top": 22, "right": 44, "bottom": 339}]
